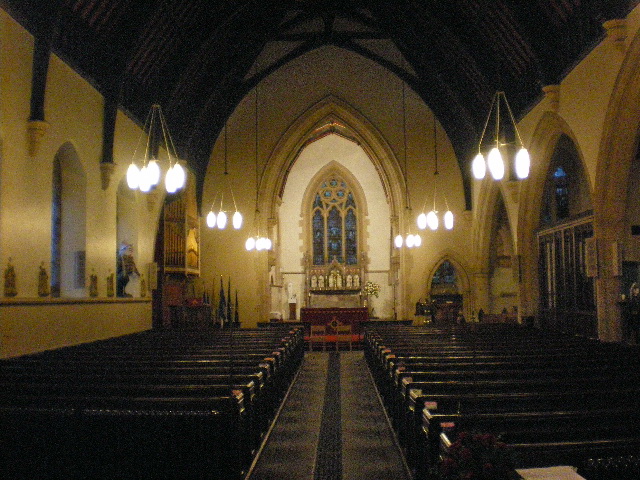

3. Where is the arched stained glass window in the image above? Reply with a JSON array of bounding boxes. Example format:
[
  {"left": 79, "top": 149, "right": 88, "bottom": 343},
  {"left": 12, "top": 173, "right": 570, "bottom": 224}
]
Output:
[{"left": 311, "top": 175, "right": 358, "bottom": 265}]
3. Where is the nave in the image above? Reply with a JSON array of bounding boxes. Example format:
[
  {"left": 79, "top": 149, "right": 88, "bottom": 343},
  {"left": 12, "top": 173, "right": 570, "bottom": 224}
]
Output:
[{"left": 247, "top": 351, "right": 412, "bottom": 480}]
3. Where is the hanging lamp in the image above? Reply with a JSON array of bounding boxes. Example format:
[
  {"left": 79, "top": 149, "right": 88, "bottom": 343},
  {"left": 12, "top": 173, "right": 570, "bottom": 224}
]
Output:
[
  {"left": 245, "top": 79, "right": 271, "bottom": 251},
  {"left": 126, "top": 104, "right": 186, "bottom": 193},
  {"left": 472, "top": 91, "right": 530, "bottom": 181},
  {"left": 394, "top": 72, "right": 421, "bottom": 249},
  {"left": 417, "top": 114, "right": 454, "bottom": 231},
  {"left": 206, "top": 122, "right": 243, "bottom": 230}
]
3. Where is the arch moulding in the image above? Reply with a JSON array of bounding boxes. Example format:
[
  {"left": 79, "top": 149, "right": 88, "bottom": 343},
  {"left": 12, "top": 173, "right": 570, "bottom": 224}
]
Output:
[
  {"left": 516, "top": 111, "right": 587, "bottom": 319},
  {"left": 259, "top": 95, "right": 406, "bottom": 228}
]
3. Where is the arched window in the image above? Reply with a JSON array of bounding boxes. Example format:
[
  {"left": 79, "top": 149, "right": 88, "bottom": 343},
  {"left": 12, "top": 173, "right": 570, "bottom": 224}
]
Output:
[
  {"left": 311, "top": 175, "right": 358, "bottom": 265},
  {"left": 431, "top": 260, "right": 457, "bottom": 293},
  {"left": 51, "top": 143, "right": 86, "bottom": 297}
]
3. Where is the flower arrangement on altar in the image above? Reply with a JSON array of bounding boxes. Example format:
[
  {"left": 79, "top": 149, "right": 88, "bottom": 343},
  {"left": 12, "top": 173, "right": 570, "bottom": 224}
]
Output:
[
  {"left": 363, "top": 281, "right": 380, "bottom": 298},
  {"left": 440, "top": 432, "right": 519, "bottom": 480}
]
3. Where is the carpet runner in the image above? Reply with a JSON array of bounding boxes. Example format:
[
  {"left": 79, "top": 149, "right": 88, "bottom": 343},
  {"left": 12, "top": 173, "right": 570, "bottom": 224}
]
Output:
[{"left": 246, "top": 351, "right": 411, "bottom": 480}]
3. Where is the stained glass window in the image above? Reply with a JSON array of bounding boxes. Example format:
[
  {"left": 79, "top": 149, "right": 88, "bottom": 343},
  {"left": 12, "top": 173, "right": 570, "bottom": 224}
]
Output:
[{"left": 311, "top": 175, "right": 358, "bottom": 265}]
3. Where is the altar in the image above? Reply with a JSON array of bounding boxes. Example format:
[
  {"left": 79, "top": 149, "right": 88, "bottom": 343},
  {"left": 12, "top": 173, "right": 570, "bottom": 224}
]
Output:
[{"left": 300, "top": 307, "right": 368, "bottom": 334}]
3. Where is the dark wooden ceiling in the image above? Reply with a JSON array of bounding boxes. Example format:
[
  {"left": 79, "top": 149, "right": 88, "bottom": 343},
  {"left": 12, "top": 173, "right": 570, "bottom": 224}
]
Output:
[{"left": 3, "top": 0, "right": 637, "bottom": 205}]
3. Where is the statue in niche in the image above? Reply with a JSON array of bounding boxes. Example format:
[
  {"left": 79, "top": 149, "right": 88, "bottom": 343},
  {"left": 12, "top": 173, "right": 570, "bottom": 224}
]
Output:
[
  {"left": 318, "top": 275, "right": 325, "bottom": 289},
  {"left": 311, "top": 275, "right": 317, "bottom": 289},
  {"left": 117, "top": 242, "right": 140, "bottom": 297},
  {"left": 106, "top": 271, "right": 115, "bottom": 297},
  {"left": 353, "top": 274, "right": 360, "bottom": 288},
  {"left": 38, "top": 262, "right": 50, "bottom": 297},
  {"left": 346, "top": 275, "right": 353, "bottom": 288},
  {"left": 329, "top": 274, "right": 335, "bottom": 289},
  {"left": 4, "top": 258, "right": 17, "bottom": 297},
  {"left": 337, "top": 274, "right": 343, "bottom": 289}
]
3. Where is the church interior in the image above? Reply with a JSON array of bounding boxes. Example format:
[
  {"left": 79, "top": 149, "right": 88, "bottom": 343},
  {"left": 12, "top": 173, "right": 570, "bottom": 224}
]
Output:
[{"left": 2, "top": 0, "right": 640, "bottom": 479}]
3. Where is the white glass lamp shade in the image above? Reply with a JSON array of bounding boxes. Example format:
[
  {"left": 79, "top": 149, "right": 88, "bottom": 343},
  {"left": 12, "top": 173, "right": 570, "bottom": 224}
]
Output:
[
  {"left": 444, "top": 210, "right": 454, "bottom": 230},
  {"left": 232, "top": 211, "right": 243, "bottom": 229},
  {"left": 515, "top": 147, "right": 530, "bottom": 179},
  {"left": 127, "top": 163, "right": 140, "bottom": 189},
  {"left": 206, "top": 211, "right": 217, "bottom": 228},
  {"left": 138, "top": 165, "right": 152, "bottom": 192},
  {"left": 165, "top": 165, "right": 177, "bottom": 193},
  {"left": 472, "top": 152, "right": 486, "bottom": 180},
  {"left": 216, "top": 211, "right": 227, "bottom": 229},
  {"left": 413, "top": 234, "right": 422, "bottom": 247},
  {"left": 487, "top": 146, "right": 505, "bottom": 180},
  {"left": 394, "top": 234, "right": 403, "bottom": 248},
  {"left": 172, "top": 163, "right": 186, "bottom": 190},
  {"left": 245, "top": 237, "right": 255, "bottom": 251},
  {"left": 147, "top": 159, "right": 161, "bottom": 186},
  {"left": 417, "top": 212, "right": 427, "bottom": 230},
  {"left": 255, "top": 237, "right": 265, "bottom": 251},
  {"left": 426, "top": 210, "right": 439, "bottom": 230},
  {"left": 264, "top": 238, "right": 272, "bottom": 250},
  {"left": 406, "top": 234, "right": 415, "bottom": 248}
]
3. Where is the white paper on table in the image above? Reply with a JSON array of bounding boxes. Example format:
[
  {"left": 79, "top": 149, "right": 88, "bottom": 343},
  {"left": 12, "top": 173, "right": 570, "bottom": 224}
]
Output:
[{"left": 516, "top": 465, "right": 585, "bottom": 480}]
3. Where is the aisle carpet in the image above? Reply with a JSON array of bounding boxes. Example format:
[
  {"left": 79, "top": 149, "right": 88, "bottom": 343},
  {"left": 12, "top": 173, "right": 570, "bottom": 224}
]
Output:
[{"left": 247, "top": 351, "right": 411, "bottom": 480}]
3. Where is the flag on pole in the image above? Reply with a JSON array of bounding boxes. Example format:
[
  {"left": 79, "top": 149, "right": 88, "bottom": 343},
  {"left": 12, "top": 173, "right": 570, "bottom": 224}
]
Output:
[
  {"left": 227, "top": 277, "right": 232, "bottom": 328},
  {"left": 218, "top": 277, "right": 226, "bottom": 328},
  {"left": 234, "top": 290, "right": 239, "bottom": 326}
]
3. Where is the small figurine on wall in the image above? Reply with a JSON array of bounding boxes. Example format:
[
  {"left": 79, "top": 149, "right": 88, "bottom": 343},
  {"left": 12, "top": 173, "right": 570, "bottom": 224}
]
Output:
[
  {"left": 38, "top": 262, "right": 50, "bottom": 297},
  {"left": 117, "top": 242, "right": 140, "bottom": 297},
  {"left": 4, "top": 258, "right": 17, "bottom": 297},
  {"left": 89, "top": 269, "right": 98, "bottom": 297},
  {"left": 140, "top": 274, "right": 146, "bottom": 298},
  {"left": 106, "top": 271, "right": 114, "bottom": 297}
]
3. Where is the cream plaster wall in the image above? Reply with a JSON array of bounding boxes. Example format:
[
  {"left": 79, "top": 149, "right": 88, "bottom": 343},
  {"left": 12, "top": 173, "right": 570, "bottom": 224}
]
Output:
[
  {"left": 1, "top": 299, "right": 151, "bottom": 358},
  {"left": 0, "top": 11, "right": 154, "bottom": 357}
]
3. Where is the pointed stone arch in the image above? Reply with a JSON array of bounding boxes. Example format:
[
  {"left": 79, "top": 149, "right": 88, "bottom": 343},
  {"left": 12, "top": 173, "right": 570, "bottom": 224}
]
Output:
[
  {"left": 425, "top": 253, "right": 472, "bottom": 321},
  {"left": 517, "top": 112, "right": 588, "bottom": 319}
]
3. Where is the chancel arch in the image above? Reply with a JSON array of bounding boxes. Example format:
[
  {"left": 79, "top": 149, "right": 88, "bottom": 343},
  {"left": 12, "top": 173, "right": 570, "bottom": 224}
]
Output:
[
  {"left": 262, "top": 96, "right": 407, "bottom": 321},
  {"left": 51, "top": 142, "right": 86, "bottom": 298}
]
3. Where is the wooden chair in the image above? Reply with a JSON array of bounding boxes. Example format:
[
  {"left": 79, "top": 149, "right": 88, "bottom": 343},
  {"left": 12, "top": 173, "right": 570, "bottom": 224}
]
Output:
[
  {"left": 309, "top": 325, "right": 326, "bottom": 351},
  {"left": 335, "top": 324, "right": 352, "bottom": 351}
]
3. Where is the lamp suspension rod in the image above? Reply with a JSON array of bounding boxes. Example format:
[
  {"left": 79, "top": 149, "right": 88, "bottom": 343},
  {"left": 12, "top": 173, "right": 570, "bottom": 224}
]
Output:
[
  {"left": 501, "top": 91, "right": 525, "bottom": 146},
  {"left": 402, "top": 76, "right": 410, "bottom": 210},
  {"left": 432, "top": 114, "right": 438, "bottom": 211},
  {"left": 131, "top": 104, "right": 155, "bottom": 165},
  {"left": 157, "top": 104, "right": 178, "bottom": 165},
  {"left": 223, "top": 121, "right": 228, "bottom": 175},
  {"left": 254, "top": 81, "right": 259, "bottom": 211},
  {"left": 477, "top": 93, "right": 499, "bottom": 151},
  {"left": 494, "top": 91, "right": 501, "bottom": 146}
]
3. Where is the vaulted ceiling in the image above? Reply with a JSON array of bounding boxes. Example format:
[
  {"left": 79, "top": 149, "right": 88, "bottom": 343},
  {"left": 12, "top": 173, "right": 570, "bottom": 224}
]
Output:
[{"left": 3, "top": 0, "right": 637, "bottom": 205}]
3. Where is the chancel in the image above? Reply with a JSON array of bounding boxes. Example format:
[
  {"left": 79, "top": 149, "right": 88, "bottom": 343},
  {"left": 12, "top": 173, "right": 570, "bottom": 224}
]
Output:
[{"left": 2, "top": 1, "right": 640, "bottom": 479}]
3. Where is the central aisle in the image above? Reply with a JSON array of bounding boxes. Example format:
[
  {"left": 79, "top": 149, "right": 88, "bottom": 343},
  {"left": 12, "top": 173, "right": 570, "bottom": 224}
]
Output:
[{"left": 247, "top": 351, "right": 412, "bottom": 480}]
